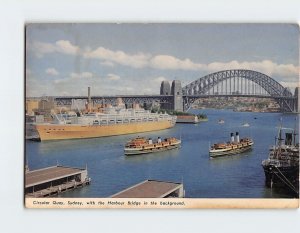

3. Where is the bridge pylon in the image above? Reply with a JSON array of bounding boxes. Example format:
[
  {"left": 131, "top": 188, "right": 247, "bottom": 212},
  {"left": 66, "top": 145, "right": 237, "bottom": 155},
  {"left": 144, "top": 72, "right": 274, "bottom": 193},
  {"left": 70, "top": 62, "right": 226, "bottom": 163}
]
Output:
[
  {"left": 160, "top": 81, "right": 172, "bottom": 110},
  {"left": 160, "top": 80, "right": 183, "bottom": 111},
  {"left": 294, "top": 87, "right": 299, "bottom": 113},
  {"left": 171, "top": 80, "right": 183, "bottom": 112}
]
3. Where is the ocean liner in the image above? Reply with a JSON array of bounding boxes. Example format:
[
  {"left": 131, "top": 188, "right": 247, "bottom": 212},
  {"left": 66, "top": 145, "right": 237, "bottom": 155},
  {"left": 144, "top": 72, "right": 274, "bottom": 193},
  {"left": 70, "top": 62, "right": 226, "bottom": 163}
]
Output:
[
  {"left": 35, "top": 107, "right": 177, "bottom": 141},
  {"left": 262, "top": 124, "right": 299, "bottom": 195},
  {"left": 209, "top": 132, "right": 254, "bottom": 158}
]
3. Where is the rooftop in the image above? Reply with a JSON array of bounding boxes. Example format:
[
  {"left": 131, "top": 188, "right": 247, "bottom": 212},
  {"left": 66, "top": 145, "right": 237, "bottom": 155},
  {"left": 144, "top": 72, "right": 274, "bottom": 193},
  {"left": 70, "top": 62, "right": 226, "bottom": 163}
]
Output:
[
  {"left": 111, "top": 180, "right": 183, "bottom": 198},
  {"left": 25, "top": 165, "right": 85, "bottom": 188}
]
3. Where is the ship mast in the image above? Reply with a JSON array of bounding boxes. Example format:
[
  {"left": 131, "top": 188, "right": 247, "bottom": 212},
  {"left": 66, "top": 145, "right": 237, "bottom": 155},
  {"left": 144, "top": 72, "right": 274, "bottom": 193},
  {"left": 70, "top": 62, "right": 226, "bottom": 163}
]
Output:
[
  {"left": 276, "top": 118, "right": 284, "bottom": 159},
  {"left": 293, "top": 117, "right": 297, "bottom": 146}
]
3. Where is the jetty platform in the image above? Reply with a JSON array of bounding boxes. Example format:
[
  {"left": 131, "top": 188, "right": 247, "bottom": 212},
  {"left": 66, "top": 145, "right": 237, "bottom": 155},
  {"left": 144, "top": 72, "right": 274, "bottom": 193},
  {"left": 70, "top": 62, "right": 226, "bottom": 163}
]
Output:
[
  {"left": 176, "top": 115, "right": 199, "bottom": 124},
  {"left": 111, "top": 180, "right": 184, "bottom": 198},
  {"left": 25, "top": 165, "right": 90, "bottom": 198}
]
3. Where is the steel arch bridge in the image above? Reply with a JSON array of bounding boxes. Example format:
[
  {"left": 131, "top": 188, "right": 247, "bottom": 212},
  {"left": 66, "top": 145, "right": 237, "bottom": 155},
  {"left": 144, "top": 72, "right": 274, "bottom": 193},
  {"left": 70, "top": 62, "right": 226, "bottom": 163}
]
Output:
[
  {"left": 182, "top": 69, "right": 297, "bottom": 112},
  {"left": 53, "top": 69, "right": 298, "bottom": 113}
]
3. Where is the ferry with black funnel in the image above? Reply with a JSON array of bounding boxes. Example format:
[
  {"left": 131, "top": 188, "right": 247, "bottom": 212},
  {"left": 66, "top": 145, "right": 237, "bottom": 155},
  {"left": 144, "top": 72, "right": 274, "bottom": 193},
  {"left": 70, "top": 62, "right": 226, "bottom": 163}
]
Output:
[{"left": 209, "top": 132, "right": 254, "bottom": 158}]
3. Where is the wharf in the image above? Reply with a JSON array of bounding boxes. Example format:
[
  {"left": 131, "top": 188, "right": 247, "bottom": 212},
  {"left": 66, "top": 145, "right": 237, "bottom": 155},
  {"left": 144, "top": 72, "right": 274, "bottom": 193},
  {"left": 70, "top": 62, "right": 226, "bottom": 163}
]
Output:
[
  {"left": 111, "top": 180, "right": 184, "bottom": 198},
  {"left": 176, "top": 115, "right": 199, "bottom": 124},
  {"left": 25, "top": 135, "right": 40, "bottom": 140},
  {"left": 25, "top": 165, "right": 90, "bottom": 198},
  {"left": 25, "top": 123, "right": 40, "bottom": 140}
]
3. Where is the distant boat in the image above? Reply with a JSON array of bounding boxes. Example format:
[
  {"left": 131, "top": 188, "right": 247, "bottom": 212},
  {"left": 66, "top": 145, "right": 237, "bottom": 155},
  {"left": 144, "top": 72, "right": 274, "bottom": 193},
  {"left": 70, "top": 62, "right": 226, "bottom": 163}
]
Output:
[
  {"left": 218, "top": 119, "right": 225, "bottom": 124},
  {"left": 242, "top": 122, "right": 250, "bottom": 127}
]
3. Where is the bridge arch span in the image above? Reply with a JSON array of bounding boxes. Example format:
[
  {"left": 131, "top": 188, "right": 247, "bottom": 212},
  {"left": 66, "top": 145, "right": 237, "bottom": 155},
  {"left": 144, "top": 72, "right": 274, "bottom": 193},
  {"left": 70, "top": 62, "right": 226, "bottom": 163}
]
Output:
[{"left": 182, "top": 69, "right": 295, "bottom": 112}]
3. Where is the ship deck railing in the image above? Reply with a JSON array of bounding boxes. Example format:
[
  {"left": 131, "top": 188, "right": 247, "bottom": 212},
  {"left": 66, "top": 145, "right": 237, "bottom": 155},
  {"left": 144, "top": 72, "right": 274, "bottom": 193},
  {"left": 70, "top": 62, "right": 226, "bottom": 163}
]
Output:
[
  {"left": 262, "top": 159, "right": 295, "bottom": 167},
  {"left": 78, "top": 114, "right": 174, "bottom": 126}
]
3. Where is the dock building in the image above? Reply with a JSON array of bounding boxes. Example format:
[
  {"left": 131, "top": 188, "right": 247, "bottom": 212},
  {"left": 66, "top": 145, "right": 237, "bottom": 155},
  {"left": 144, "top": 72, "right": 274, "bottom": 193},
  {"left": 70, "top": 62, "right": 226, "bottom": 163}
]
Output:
[
  {"left": 111, "top": 180, "right": 184, "bottom": 198},
  {"left": 25, "top": 165, "right": 90, "bottom": 198}
]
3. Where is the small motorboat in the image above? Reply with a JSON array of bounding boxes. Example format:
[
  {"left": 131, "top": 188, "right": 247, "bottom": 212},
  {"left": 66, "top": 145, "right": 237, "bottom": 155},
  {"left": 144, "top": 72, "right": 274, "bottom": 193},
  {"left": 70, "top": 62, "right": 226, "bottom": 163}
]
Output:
[
  {"left": 242, "top": 122, "right": 250, "bottom": 127},
  {"left": 218, "top": 119, "right": 225, "bottom": 124}
]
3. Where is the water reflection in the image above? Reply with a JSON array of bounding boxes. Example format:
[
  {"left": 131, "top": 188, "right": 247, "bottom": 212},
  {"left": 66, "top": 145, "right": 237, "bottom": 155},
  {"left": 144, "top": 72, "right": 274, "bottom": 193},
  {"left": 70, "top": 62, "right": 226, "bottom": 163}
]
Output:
[{"left": 124, "top": 149, "right": 181, "bottom": 163}]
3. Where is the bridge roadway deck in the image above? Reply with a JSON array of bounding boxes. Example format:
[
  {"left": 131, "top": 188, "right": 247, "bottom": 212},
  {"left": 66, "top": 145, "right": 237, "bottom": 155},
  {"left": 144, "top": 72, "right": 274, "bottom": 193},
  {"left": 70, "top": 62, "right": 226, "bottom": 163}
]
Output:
[{"left": 54, "top": 94, "right": 295, "bottom": 100}]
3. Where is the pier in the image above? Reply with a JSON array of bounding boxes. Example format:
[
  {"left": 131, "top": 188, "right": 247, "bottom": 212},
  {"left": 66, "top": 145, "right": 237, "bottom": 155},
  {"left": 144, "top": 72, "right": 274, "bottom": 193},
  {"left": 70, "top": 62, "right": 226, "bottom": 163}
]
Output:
[
  {"left": 25, "top": 165, "right": 91, "bottom": 198},
  {"left": 111, "top": 180, "right": 184, "bottom": 198},
  {"left": 176, "top": 115, "right": 199, "bottom": 124}
]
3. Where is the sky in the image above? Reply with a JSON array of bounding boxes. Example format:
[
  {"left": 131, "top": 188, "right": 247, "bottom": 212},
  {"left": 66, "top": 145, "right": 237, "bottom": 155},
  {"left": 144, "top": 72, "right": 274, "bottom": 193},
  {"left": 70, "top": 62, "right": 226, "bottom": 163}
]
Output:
[{"left": 26, "top": 23, "right": 299, "bottom": 97}]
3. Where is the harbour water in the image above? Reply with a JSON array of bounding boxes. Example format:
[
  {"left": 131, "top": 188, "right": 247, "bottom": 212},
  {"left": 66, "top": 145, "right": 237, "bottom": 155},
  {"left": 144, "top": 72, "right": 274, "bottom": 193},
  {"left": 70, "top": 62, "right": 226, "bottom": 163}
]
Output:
[{"left": 26, "top": 109, "right": 298, "bottom": 198}]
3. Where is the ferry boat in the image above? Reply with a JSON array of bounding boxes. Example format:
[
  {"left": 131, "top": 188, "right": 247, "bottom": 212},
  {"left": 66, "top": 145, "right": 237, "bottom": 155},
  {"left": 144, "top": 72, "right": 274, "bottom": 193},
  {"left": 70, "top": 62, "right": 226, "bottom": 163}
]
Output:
[
  {"left": 124, "top": 137, "right": 181, "bottom": 155},
  {"left": 209, "top": 132, "right": 254, "bottom": 158},
  {"left": 261, "top": 123, "right": 299, "bottom": 195},
  {"left": 34, "top": 107, "right": 177, "bottom": 141}
]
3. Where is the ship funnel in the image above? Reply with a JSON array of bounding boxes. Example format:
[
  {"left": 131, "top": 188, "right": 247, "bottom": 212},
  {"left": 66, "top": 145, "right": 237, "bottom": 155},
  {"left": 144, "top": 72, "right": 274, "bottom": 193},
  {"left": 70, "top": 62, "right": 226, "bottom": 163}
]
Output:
[
  {"left": 236, "top": 132, "right": 240, "bottom": 143},
  {"left": 88, "top": 87, "right": 91, "bottom": 104},
  {"left": 231, "top": 133, "right": 234, "bottom": 142},
  {"left": 285, "top": 133, "right": 292, "bottom": 145}
]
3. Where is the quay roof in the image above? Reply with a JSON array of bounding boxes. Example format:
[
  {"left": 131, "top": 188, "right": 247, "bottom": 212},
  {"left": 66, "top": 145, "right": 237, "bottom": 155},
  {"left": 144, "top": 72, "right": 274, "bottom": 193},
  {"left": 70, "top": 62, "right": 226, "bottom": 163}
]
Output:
[
  {"left": 111, "top": 180, "right": 183, "bottom": 198},
  {"left": 25, "top": 165, "right": 85, "bottom": 188}
]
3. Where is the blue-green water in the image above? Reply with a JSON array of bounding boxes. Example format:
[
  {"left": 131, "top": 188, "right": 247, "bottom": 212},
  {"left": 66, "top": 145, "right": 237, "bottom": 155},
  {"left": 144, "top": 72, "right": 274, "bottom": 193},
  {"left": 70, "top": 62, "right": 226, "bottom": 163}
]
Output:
[{"left": 26, "top": 109, "right": 298, "bottom": 198}]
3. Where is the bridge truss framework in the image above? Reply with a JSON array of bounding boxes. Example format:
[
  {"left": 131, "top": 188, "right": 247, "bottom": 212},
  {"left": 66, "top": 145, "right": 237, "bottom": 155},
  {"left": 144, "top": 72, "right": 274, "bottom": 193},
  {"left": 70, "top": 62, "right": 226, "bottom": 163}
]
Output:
[{"left": 54, "top": 69, "right": 298, "bottom": 113}]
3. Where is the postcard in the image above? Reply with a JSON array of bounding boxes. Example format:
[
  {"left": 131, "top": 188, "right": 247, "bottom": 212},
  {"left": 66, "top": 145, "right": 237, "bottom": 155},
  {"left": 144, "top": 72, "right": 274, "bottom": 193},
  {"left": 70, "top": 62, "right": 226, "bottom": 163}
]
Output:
[{"left": 25, "top": 23, "right": 299, "bottom": 208}]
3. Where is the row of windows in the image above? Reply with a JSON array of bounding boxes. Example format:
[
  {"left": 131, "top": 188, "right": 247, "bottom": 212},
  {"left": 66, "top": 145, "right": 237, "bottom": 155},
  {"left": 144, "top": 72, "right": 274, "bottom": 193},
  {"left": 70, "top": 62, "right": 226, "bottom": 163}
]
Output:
[
  {"left": 91, "top": 117, "right": 162, "bottom": 125},
  {"left": 44, "top": 128, "right": 65, "bottom": 131}
]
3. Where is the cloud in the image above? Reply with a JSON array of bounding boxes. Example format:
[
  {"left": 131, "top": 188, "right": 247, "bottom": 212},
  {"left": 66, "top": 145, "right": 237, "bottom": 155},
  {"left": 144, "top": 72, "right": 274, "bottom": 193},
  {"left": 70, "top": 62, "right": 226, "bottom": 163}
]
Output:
[
  {"left": 53, "top": 79, "right": 63, "bottom": 84},
  {"left": 46, "top": 68, "right": 59, "bottom": 76},
  {"left": 203, "top": 60, "right": 299, "bottom": 78},
  {"left": 279, "top": 81, "right": 300, "bottom": 90},
  {"left": 60, "top": 91, "right": 70, "bottom": 96},
  {"left": 142, "top": 88, "right": 153, "bottom": 92},
  {"left": 100, "top": 61, "right": 115, "bottom": 67},
  {"left": 149, "top": 58, "right": 299, "bottom": 78},
  {"left": 84, "top": 46, "right": 298, "bottom": 78},
  {"left": 29, "top": 41, "right": 55, "bottom": 58},
  {"left": 53, "top": 72, "right": 93, "bottom": 84},
  {"left": 83, "top": 45, "right": 299, "bottom": 78},
  {"left": 29, "top": 40, "right": 299, "bottom": 80},
  {"left": 70, "top": 72, "right": 93, "bottom": 79},
  {"left": 29, "top": 40, "right": 80, "bottom": 57},
  {"left": 55, "top": 40, "right": 79, "bottom": 55},
  {"left": 150, "top": 55, "right": 203, "bottom": 70},
  {"left": 107, "top": 73, "right": 120, "bottom": 80},
  {"left": 153, "top": 76, "right": 169, "bottom": 83},
  {"left": 124, "top": 87, "right": 134, "bottom": 91},
  {"left": 84, "top": 46, "right": 150, "bottom": 68}
]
